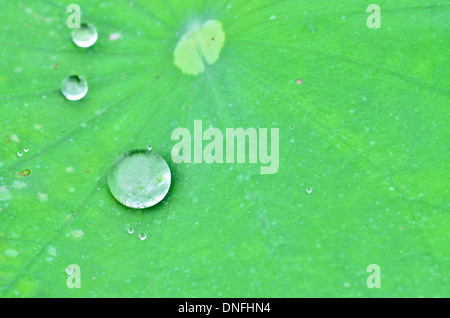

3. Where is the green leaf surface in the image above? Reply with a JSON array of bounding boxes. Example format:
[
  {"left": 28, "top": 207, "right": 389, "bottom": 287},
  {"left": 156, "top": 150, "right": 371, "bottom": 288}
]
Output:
[{"left": 0, "top": 0, "right": 448, "bottom": 297}]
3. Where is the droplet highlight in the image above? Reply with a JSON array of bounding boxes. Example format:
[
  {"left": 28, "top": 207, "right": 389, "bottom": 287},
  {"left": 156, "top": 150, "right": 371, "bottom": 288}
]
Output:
[
  {"left": 61, "top": 75, "right": 88, "bottom": 101},
  {"left": 108, "top": 149, "right": 171, "bottom": 209},
  {"left": 71, "top": 23, "right": 98, "bottom": 48}
]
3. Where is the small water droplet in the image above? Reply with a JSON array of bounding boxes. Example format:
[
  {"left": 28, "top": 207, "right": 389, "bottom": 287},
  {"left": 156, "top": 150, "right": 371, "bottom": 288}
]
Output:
[
  {"left": 17, "top": 151, "right": 23, "bottom": 157},
  {"left": 61, "top": 75, "right": 88, "bottom": 101},
  {"left": 71, "top": 23, "right": 98, "bottom": 48},
  {"left": 65, "top": 266, "right": 74, "bottom": 275},
  {"left": 108, "top": 149, "right": 171, "bottom": 209},
  {"left": 23, "top": 147, "right": 29, "bottom": 152},
  {"left": 306, "top": 188, "right": 312, "bottom": 194},
  {"left": 127, "top": 227, "right": 134, "bottom": 234},
  {"left": 138, "top": 233, "right": 147, "bottom": 240}
]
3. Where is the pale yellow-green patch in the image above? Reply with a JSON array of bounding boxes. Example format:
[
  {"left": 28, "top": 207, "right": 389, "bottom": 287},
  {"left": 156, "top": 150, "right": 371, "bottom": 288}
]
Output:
[
  {"left": 5, "top": 249, "right": 19, "bottom": 257},
  {"left": 37, "top": 192, "right": 48, "bottom": 202},
  {"left": 12, "top": 180, "right": 27, "bottom": 189},
  {"left": 174, "top": 20, "right": 225, "bottom": 76},
  {"left": 0, "top": 186, "right": 12, "bottom": 201},
  {"left": 70, "top": 229, "right": 84, "bottom": 239}
]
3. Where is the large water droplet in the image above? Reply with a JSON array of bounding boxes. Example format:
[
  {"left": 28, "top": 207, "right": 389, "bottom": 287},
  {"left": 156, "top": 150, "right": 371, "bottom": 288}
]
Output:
[
  {"left": 71, "top": 23, "right": 98, "bottom": 48},
  {"left": 108, "top": 149, "right": 171, "bottom": 209},
  {"left": 61, "top": 75, "right": 88, "bottom": 101}
]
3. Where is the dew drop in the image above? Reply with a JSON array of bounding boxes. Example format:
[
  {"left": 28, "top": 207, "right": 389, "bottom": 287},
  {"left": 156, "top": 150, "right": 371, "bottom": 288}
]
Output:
[
  {"left": 127, "top": 227, "right": 134, "bottom": 234},
  {"left": 23, "top": 147, "right": 29, "bottom": 152},
  {"left": 138, "top": 233, "right": 147, "bottom": 241},
  {"left": 61, "top": 75, "right": 88, "bottom": 101},
  {"left": 65, "top": 266, "right": 74, "bottom": 275},
  {"left": 17, "top": 151, "right": 23, "bottom": 157},
  {"left": 108, "top": 149, "right": 171, "bottom": 209},
  {"left": 71, "top": 23, "right": 98, "bottom": 48},
  {"left": 306, "top": 188, "right": 312, "bottom": 194}
]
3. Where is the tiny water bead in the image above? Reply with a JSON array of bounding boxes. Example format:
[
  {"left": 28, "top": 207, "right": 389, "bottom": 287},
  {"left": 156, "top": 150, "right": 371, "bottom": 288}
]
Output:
[
  {"left": 306, "top": 188, "right": 312, "bottom": 194},
  {"left": 108, "top": 149, "right": 171, "bottom": 209},
  {"left": 138, "top": 233, "right": 147, "bottom": 241},
  {"left": 17, "top": 151, "right": 23, "bottom": 157},
  {"left": 127, "top": 227, "right": 134, "bottom": 234},
  {"left": 23, "top": 147, "right": 29, "bottom": 153},
  {"left": 61, "top": 75, "right": 88, "bottom": 101},
  {"left": 65, "top": 266, "right": 74, "bottom": 275},
  {"left": 71, "top": 23, "right": 98, "bottom": 48}
]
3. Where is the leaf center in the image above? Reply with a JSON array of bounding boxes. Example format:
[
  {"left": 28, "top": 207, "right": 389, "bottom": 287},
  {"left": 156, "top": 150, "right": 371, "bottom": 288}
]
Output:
[{"left": 174, "top": 20, "right": 225, "bottom": 76}]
